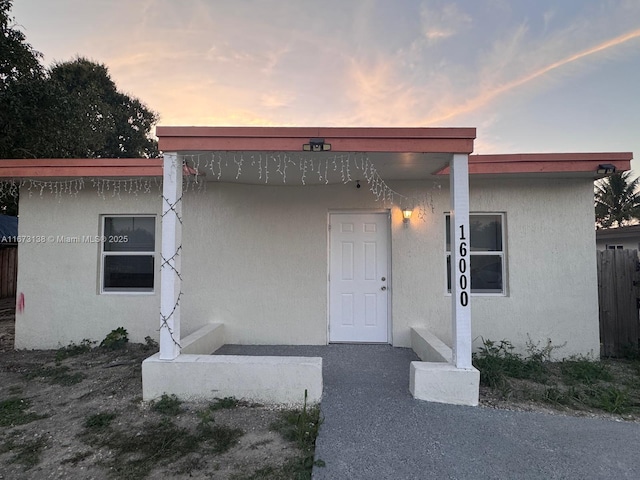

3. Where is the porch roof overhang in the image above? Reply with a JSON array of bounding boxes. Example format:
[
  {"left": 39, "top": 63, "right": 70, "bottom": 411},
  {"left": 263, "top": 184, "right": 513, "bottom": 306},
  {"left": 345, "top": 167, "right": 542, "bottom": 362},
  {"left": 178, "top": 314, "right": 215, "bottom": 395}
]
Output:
[
  {"left": 0, "top": 158, "right": 162, "bottom": 178},
  {"left": 435, "top": 152, "right": 633, "bottom": 179},
  {"left": 155, "top": 126, "right": 477, "bottom": 154}
]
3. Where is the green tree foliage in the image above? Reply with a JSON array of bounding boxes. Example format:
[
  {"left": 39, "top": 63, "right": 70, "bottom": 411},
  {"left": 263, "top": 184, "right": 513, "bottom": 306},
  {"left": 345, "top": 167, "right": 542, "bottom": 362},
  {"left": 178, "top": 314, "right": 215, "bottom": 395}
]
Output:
[
  {"left": 0, "top": 0, "right": 42, "bottom": 86},
  {"left": 595, "top": 171, "right": 640, "bottom": 229},
  {"left": 0, "top": 1, "right": 159, "bottom": 159}
]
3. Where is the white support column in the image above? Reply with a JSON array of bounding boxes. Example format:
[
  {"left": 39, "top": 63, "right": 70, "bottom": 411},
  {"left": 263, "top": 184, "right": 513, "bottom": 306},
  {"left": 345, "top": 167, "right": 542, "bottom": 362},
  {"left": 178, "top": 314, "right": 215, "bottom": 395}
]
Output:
[
  {"left": 449, "top": 153, "right": 472, "bottom": 369},
  {"left": 159, "top": 152, "right": 183, "bottom": 360}
]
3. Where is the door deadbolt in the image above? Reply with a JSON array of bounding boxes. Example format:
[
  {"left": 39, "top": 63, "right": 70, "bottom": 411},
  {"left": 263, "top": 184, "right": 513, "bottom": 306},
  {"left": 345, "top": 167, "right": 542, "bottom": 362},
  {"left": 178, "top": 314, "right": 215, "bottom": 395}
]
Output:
[{"left": 381, "top": 277, "right": 386, "bottom": 281}]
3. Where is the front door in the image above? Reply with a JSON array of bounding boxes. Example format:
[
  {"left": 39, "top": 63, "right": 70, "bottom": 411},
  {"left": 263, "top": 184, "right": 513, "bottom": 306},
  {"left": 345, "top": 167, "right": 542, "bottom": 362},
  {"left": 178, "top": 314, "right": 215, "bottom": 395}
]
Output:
[{"left": 329, "top": 212, "right": 389, "bottom": 343}]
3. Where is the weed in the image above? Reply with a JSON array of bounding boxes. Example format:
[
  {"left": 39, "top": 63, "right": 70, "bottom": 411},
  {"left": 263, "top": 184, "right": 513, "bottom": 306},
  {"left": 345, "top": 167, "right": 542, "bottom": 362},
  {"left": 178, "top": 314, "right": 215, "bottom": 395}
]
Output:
[
  {"left": 198, "top": 422, "right": 244, "bottom": 453},
  {"left": 84, "top": 412, "right": 117, "bottom": 431},
  {"left": 0, "top": 435, "right": 47, "bottom": 470},
  {"left": 472, "top": 338, "right": 548, "bottom": 393},
  {"left": 82, "top": 415, "right": 243, "bottom": 479},
  {"left": 560, "top": 357, "right": 613, "bottom": 384},
  {"left": 270, "top": 390, "right": 323, "bottom": 479},
  {"left": 539, "top": 386, "right": 578, "bottom": 407},
  {"left": 210, "top": 396, "right": 239, "bottom": 410},
  {"left": 100, "top": 327, "right": 129, "bottom": 350},
  {"left": 55, "top": 338, "right": 96, "bottom": 363},
  {"left": 24, "top": 365, "right": 85, "bottom": 386},
  {"left": 584, "top": 386, "right": 631, "bottom": 414},
  {"left": 0, "top": 398, "right": 46, "bottom": 427},
  {"left": 143, "top": 336, "right": 158, "bottom": 351},
  {"left": 151, "top": 394, "right": 182, "bottom": 416}
]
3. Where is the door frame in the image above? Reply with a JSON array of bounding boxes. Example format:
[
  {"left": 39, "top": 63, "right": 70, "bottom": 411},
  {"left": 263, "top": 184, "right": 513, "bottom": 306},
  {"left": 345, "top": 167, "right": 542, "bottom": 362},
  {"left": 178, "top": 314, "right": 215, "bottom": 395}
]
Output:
[{"left": 326, "top": 209, "right": 392, "bottom": 344}]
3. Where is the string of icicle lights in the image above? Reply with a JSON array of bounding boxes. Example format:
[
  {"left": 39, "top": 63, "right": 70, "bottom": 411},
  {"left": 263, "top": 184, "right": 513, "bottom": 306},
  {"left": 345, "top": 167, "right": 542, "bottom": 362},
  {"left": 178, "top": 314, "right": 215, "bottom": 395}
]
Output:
[
  {"left": 0, "top": 153, "right": 441, "bottom": 218},
  {"left": 181, "top": 152, "right": 440, "bottom": 218},
  {"left": 0, "top": 177, "right": 162, "bottom": 200}
]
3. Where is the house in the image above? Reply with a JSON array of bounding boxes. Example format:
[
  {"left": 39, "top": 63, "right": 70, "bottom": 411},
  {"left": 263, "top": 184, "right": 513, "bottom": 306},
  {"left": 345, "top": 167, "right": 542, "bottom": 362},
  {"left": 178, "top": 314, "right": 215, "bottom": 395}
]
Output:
[
  {"left": 596, "top": 224, "right": 640, "bottom": 251},
  {"left": 0, "top": 127, "right": 633, "bottom": 406}
]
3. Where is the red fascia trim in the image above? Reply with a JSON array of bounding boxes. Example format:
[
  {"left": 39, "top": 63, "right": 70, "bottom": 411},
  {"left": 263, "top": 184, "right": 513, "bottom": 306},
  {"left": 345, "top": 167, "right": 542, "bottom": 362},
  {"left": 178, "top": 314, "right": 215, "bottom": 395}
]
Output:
[
  {"left": 433, "top": 152, "right": 633, "bottom": 175},
  {"left": 0, "top": 158, "right": 163, "bottom": 178},
  {"left": 156, "top": 126, "right": 477, "bottom": 154}
]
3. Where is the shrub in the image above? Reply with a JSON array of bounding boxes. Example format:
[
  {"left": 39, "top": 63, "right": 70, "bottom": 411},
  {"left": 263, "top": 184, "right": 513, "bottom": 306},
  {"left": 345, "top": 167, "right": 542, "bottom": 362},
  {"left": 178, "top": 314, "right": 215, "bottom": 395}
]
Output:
[{"left": 100, "top": 327, "right": 129, "bottom": 350}]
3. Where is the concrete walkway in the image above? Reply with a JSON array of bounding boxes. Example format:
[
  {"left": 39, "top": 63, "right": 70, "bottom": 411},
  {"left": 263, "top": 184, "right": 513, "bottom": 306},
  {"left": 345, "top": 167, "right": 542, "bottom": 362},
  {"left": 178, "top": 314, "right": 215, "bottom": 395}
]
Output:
[{"left": 216, "top": 344, "right": 640, "bottom": 479}]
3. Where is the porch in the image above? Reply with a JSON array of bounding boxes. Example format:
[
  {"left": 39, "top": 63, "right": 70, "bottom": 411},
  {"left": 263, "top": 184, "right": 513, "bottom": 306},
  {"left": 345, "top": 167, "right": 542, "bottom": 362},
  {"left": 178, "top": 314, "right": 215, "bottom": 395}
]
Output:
[
  {"left": 142, "top": 322, "right": 478, "bottom": 406},
  {"left": 145, "top": 126, "right": 480, "bottom": 406}
]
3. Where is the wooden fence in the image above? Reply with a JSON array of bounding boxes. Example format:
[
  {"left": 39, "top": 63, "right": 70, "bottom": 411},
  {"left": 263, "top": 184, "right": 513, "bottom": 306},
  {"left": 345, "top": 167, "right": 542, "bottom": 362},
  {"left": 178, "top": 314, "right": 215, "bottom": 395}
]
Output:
[
  {"left": 597, "top": 249, "right": 640, "bottom": 357},
  {"left": 0, "top": 246, "right": 17, "bottom": 299}
]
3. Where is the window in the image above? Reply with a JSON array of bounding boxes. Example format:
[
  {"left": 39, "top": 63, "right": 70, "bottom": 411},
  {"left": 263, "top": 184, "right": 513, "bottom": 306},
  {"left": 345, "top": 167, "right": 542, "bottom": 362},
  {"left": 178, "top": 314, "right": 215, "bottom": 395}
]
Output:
[
  {"left": 606, "top": 244, "right": 623, "bottom": 250},
  {"left": 446, "top": 213, "right": 505, "bottom": 294},
  {"left": 101, "top": 216, "right": 156, "bottom": 293}
]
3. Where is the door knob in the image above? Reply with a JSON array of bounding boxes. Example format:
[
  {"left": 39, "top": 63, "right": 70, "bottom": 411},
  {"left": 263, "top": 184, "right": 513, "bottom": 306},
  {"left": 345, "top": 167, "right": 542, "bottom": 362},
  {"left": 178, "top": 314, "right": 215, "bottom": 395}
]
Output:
[{"left": 381, "top": 286, "right": 387, "bottom": 291}]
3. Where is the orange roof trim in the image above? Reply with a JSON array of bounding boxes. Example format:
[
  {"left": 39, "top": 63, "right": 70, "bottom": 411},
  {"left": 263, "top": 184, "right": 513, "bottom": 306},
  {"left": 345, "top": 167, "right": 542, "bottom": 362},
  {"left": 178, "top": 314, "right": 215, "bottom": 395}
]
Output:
[
  {"left": 156, "top": 126, "right": 477, "bottom": 154},
  {"left": 434, "top": 152, "right": 633, "bottom": 176},
  {"left": 0, "top": 158, "right": 162, "bottom": 179}
]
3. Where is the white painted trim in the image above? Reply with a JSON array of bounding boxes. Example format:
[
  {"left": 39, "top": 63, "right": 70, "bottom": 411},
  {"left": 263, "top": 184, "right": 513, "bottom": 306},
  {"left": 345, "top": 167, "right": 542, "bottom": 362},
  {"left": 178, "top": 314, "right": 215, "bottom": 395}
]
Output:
[
  {"left": 98, "top": 214, "right": 158, "bottom": 295},
  {"left": 450, "top": 154, "right": 472, "bottom": 369},
  {"left": 159, "top": 153, "right": 182, "bottom": 360}
]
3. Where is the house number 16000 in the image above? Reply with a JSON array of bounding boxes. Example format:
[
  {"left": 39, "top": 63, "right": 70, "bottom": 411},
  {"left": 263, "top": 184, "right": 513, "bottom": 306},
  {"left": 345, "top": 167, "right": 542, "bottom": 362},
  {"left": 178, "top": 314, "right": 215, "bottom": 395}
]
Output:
[{"left": 458, "top": 224, "right": 469, "bottom": 307}]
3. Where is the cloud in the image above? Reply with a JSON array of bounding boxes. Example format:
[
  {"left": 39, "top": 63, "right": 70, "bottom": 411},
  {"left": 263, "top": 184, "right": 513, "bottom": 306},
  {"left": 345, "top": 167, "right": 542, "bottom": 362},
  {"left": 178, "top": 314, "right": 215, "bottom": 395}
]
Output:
[
  {"left": 419, "top": 3, "right": 472, "bottom": 43},
  {"left": 422, "top": 27, "right": 640, "bottom": 124}
]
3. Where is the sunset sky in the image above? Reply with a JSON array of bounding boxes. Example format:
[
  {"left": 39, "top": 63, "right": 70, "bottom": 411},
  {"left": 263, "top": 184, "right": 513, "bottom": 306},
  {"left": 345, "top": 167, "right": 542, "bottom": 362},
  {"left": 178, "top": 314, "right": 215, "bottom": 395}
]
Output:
[{"left": 11, "top": 0, "right": 640, "bottom": 170}]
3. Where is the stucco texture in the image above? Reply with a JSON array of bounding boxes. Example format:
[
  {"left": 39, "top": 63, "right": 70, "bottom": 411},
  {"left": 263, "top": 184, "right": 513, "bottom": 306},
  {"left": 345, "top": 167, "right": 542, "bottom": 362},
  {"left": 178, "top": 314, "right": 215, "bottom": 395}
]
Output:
[{"left": 16, "top": 177, "right": 599, "bottom": 357}]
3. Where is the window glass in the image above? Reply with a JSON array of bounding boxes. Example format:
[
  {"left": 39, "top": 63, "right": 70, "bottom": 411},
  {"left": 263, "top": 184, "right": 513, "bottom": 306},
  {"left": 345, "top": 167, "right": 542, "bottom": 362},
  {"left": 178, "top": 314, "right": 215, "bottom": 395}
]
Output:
[
  {"left": 446, "top": 213, "right": 505, "bottom": 295},
  {"left": 104, "top": 255, "right": 154, "bottom": 290},
  {"left": 447, "top": 255, "right": 503, "bottom": 294},
  {"left": 102, "top": 216, "right": 155, "bottom": 293},
  {"left": 104, "top": 217, "right": 155, "bottom": 252},
  {"left": 445, "top": 214, "right": 502, "bottom": 251}
]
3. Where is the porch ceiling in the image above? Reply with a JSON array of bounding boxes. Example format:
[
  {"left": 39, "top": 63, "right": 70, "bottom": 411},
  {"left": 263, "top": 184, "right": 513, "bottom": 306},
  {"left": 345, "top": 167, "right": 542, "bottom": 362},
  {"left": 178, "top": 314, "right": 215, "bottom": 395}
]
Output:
[{"left": 181, "top": 150, "right": 453, "bottom": 184}]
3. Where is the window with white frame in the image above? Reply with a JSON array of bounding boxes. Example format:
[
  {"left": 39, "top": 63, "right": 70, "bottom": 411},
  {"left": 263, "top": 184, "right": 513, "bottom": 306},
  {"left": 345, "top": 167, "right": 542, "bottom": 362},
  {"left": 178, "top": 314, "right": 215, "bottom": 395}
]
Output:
[
  {"left": 606, "top": 244, "right": 624, "bottom": 250},
  {"left": 101, "top": 216, "right": 156, "bottom": 293},
  {"left": 446, "top": 213, "right": 505, "bottom": 294}
]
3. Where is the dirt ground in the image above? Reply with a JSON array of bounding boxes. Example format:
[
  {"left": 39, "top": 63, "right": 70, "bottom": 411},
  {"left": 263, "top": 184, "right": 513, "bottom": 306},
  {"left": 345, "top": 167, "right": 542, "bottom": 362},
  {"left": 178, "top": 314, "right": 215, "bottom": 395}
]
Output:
[
  {"left": 0, "top": 309, "right": 309, "bottom": 479},
  {"left": 1, "top": 300, "right": 638, "bottom": 478}
]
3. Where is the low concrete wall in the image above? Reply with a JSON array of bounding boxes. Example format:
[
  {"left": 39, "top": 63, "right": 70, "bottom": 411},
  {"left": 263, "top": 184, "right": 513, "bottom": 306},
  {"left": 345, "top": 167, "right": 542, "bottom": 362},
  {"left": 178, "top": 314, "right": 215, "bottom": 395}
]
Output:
[
  {"left": 410, "top": 327, "right": 452, "bottom": 363},
  {"left": 409, "top": 327, "right": 479, "bottom": 406},
  {"left": 181, "top": 323, "right": 225, "bottom": 355},
  {"left": 410, "top": 362, "right": 479, "bottom": 406},
  {"left": 142, "top": 353, "right": 322, "bottom": 405}
]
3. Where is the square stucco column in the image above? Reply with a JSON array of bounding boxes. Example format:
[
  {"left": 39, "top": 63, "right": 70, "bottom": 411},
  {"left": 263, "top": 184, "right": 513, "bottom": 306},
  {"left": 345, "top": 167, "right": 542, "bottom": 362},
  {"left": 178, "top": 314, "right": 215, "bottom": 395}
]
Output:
[
  {"left": 160, "top": 152, "right": 183, "bottom": 360},
  {"left": 450, "top": 153, "right": 472, "bottom": 369}
]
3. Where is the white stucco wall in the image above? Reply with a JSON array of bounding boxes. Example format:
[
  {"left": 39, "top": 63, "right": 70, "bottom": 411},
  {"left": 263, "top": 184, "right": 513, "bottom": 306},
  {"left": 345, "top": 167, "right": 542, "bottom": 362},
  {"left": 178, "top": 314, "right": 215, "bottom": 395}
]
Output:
[
  {"left": 15, "top": 176, "right": 600, "bottom": 357},
  {"left": 15, "top": 190, "right": 161, "bottom": 349}
]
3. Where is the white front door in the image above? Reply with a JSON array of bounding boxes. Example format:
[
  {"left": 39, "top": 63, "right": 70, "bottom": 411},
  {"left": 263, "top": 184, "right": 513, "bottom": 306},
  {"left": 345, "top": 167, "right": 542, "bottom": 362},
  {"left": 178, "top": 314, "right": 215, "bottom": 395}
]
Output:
[{"left": 329, "top": 212, "right": 389, "bottom": 343}]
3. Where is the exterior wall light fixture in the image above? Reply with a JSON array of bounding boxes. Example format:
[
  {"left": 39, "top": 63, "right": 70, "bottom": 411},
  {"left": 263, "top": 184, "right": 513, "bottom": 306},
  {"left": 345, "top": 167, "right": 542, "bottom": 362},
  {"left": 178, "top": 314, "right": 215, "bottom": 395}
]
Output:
[
  {"left": 597, "top": 164, "right": 616, "bottom": 175},
  {"left": 303, "top": 138, "right": 331, "bottom": 152},
  {"left": 402, "top": 207, "right": 413, "bottom": 227}
]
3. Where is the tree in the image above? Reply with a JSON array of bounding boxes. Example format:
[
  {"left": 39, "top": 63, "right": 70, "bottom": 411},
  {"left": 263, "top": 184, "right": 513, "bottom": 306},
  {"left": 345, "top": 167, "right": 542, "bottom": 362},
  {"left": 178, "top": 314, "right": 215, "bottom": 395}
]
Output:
[
  {"left": 0, "top": 2, "right": 159, "bottom": 160},
  {"left": 47, "top": 58, "right": 159, "bottom": 158},
  {"left": 0, "top": 0, "right": 42, "bottom": 88},
  {"left": 0, "top": 2, "right": 160, "bottom": 214},
  {"left": 0, "top": 58, "right": 159, "bottom": 159},
  {"left": 595, "top": 171, "right": 640, "bottom": 229}
]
